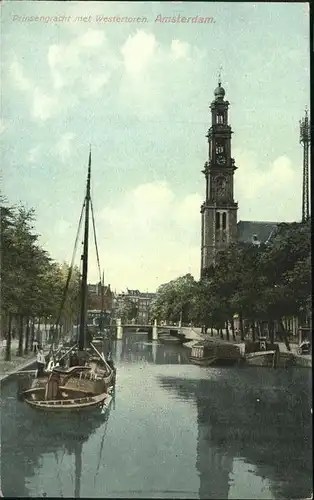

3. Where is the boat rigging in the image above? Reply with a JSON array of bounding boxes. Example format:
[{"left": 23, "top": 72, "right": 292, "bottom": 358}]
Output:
[{"left": 20, "top": 148, "right": 116, "bottom": 411}]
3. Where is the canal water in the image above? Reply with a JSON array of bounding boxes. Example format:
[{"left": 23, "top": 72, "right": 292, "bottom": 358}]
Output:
[{"left": 1, "top": 332, "right": 312, "bottom": 499}]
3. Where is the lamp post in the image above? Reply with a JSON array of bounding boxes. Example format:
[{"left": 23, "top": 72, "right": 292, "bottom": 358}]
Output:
[{"left": 179, "top": 308, "right": 183, "bottom": 335}]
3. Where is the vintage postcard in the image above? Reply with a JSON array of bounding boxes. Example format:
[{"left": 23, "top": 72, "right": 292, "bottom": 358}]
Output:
[{"left": 0, "top": 1, "right": 311, "bottom": 499}]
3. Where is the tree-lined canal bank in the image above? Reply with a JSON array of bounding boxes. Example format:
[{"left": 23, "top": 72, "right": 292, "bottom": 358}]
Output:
[{"left": 1, "top": 333, "right": 312, "bottom": 499}]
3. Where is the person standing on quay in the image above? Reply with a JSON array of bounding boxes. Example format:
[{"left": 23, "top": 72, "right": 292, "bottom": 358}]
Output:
[
  {"left": 33, "top": 338, "right": 39, "bottom": 353},
  {"left": 36, "top": 348, "right": 46, "bottom": 377}
]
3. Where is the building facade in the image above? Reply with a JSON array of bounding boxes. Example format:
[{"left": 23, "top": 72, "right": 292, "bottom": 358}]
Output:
[
  {"left": 112, "top": 289, "right": 156, "bottom": 324},
  {"left": 87, "top": 282, "right": 113, "bottom": 312},
  {"left": 200, "top": 80, "right": 238, "bottom": 276}
]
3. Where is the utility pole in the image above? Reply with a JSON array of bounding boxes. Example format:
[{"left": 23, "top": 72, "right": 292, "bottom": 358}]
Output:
[{"left": 299, "top": 107, "right": 311, "bottom": 222}]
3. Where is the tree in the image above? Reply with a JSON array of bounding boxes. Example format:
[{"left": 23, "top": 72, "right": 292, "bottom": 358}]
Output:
[
  {"left": 116, "top": 297, "right": 138, "bottom": 323},
  {"left": 257, "top": 220, "right": 311, "bottom": 339},
  {"left": 150, "top": 274, "right": 196, "bottom": 324},
  {"left": 149, "top": 221, "right": 311, "bottom": 345},
  {"left": 190, "top": 279, "right": 222, "bottom": 333},
  {"left": 1, "top": 205, "right": 42, "bottom": 355},
  {"left": 1, "top": 200, "right": 84, "bottom": 357}
]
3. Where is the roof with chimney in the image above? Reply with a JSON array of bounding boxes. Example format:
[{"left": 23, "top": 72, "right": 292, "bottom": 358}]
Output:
[
  {"left": 127, "top": 289, "right": 141, "bottom": 296},
  {"left": 88, "top": 283, "right": 112, "bottom": 295},
  {"left": 237, "top": 221, "right": 280, "bottom": 244}
]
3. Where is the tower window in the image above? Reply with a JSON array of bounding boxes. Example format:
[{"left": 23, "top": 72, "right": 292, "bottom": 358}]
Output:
[
  {"left": 215, "top": 176, "right": 227, "bottom": 198},
  {"left": 215, "top": 212, "right": 220, "bottom": 229},
  {"left": 222, "top": 212, "right": 227, "bottom": 230},
  {"left": 216, "top": 143, "right": 224, "bottom": 154},
  {"left": 217, "top": 113, "right": 224, "bottom": 124}
]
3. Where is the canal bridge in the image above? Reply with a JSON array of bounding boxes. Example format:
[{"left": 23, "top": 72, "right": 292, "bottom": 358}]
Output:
[
  {"left": 113, "top": 319, "right": 192, "bottom": 341},
  {"left": 111, "top": 319, "right": 202, "bottom": 340}
]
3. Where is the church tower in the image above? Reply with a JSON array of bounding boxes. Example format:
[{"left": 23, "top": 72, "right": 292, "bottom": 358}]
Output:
[{"left": 200, "top": 79, "right": 238, "bottom": 276}]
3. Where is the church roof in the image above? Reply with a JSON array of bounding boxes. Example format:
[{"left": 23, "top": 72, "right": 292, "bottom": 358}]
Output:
[{"left": 237, "top": 220, "right": 280, "bottom": 244}]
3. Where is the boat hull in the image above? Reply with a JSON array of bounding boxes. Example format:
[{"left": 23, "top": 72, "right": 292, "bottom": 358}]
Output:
[
  {"left": 276, "top": 351, "right": 296, "bottom": 368},
  {"left": 18, "top": 361, "right": 116, "bottom": 403},
  {"left": 30, "top": 369, "right": 115, "bottom": 394},
  {"left": 190, "top": 356, "right": 243, "bottom": 367},
  {"left": 23, "top": 387, "right": 112, "bottom": 412},
  {"left": 159, "top": 336, "right": 181, "bottom": 345},
  {"left": 245, "top": 350, "right": 276, "bottom": 367},
  {"left": 244, "top": 350, "right": 296, "bottom": 368},
  {"left": 190, "top": 341, "right": 242, "bottom": 367},
  {"left": 190, "top": 356, "right": 217, "bottom": 366}
]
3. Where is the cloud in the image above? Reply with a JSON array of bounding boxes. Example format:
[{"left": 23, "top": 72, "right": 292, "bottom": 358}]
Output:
[
  {"left": 96, "top": 181, "right": 201, "bottom": 290},
  {"left": 235, "top": 151, "right": 302, "bottom": 222},
  {"left": 0, "top": 119, "right": 8, "bottom": 136},
  {"left": 119, "top": 31, "right": 205, "bottom": 118},
  {"left": 32, "top": 88, "right": 60, "bottom": 121},
  {"left": 55, "top": 132, "right": 76, "bottom": 163},
  {"left": 47, "top": 29, "right": 120, "bottom": 98},
  {"left": 86, "top": 73, "right": 110, "bottom": 94},
  {"left": 121, "top": 33, "right": 192, "bottom": 76},
  {"left": 8, "top": 54, "right": 60, "bottom": 121},
  {"left": 170, "top": 40, "right": 191, "bottom": 60},
  {"left": 9, "top": 58, "right": 32, "bottom": 91},
  {"left": 26, "top": 134, "right": 75, "bottom": 166},
  {"left": 8, "top": 29, "right": 204, "bottom": 123},
  {"left": 54, "top": 219, "right": 71, "bottom": 236},
  {"left": 5, "top": 4, "right": 307, "bottom": 294},
  {"left": 38, "top": 151, "right": 302, "bottom": 291},
  {"left": 27, "top": 145, "right": 43, "bottom": 164},
  {"left": 8, "top": 30, "right": 114, "bottom": 122},
  {"left": 121, "top": 31, "right": 158, "bottom": 77},
  {"left": 47, "top": 29, "right": 108, "bottom": 91},
  {"left": 91, "top": 153, "right": 301, "bottom": 290}
]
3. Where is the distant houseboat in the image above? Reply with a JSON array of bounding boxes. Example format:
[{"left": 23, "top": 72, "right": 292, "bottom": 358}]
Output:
[
  {"left": 190, "top": 341, "right": 242, "bottom": 367},
  {"left": 244, "top": 338, "right": 296, "bottom": 368}
]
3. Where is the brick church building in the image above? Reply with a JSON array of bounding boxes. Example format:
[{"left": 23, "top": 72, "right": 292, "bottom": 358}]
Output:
[{"left": 200, "top": 79, "right": 280, "bottom": 277}]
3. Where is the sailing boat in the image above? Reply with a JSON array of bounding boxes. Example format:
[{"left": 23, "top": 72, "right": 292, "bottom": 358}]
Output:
[
  {"left": 22, "top": 149, "right": 116, "bottom": 411},
  {"left": 92, "top": 272, "right": 109, "bottom": 349}
]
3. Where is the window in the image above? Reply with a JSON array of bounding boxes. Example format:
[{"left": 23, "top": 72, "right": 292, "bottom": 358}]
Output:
[
  {"left": 215, "top": 212, "right": 220, "bottom": 229},
  {"left": 215, "top": 177, "right": 227, "bottom": 198},
  {"left": 222, "top": 212, "right": 227, "bottom": 230},
  {"left": 216, "top": 143, "right": 224, "bottom": 154},
  {"left": 217, "top": 113, "right": 224, "bottom": 124}
]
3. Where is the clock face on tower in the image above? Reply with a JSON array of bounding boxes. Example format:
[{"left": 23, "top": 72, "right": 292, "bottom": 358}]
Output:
[{"left": 217, "top": 154, "right": 226, "bottom": 165}]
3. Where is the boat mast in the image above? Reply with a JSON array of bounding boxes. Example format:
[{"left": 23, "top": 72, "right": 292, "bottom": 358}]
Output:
[
  {"left": 100, "top": 270, "right": 105, "bottom": 332},
  {"left": 78, "top": 148, "right": 91, "bottom": 351}
]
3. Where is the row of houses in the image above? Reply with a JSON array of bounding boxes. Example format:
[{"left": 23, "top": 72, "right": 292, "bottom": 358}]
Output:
[{"left": 87, "top": 284, "right": 156, "bottom": 325}]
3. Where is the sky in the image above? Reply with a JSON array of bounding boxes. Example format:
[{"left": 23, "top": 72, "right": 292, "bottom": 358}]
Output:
[{"left": 1, "top": 1, "right": 310, "bottom": 292}]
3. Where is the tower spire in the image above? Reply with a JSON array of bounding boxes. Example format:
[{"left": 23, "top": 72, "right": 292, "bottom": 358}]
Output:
[
  {"left": 218, "top": 65, "right": 223, "bottom": 86},
  {"left": 299, "top": 107, "right": 310, "bottom": 222},
  {"left": 201, "top": 80, "right": 238, "bottom": 277}
]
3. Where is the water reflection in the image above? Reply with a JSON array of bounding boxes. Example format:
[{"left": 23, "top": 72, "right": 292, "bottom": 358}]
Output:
[
  {"left": 114, "top": 331, "right": 189, "bottom": 365},
  {"left": 0, "top": 386, "right": 113, "bottom": 498},
  {"left": 158, "top": 369, "right": 312, "bottom": 499},
  {"left": 1, "top": 333, "right": 312, "bottom": 499}
]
